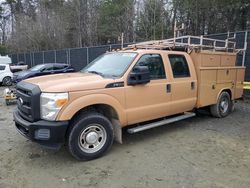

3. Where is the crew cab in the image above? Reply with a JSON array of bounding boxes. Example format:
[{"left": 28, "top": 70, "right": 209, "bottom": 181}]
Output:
[
  {"left": 13, "top": 63, "right": 75, "bottom": 84},
  {"left": 13, "top": 36, "right": 245, "bottom": 160}
]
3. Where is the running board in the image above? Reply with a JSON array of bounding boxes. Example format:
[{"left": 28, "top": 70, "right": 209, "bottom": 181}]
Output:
[{"left": 127, "top": 112, "right": 196, "bottom": 134}]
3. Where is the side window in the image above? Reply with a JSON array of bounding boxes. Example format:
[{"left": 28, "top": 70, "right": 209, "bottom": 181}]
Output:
[
  {"left": 0, "top": 65, "right": 5, "bottom": 71},
  {"left": 53, "top": 65, "right": 64, "bottom": 71},
  {"left": 169, "top": 54, "right": 190, "bottom": 78},
  {"left": 43, "top": 66, "right": 54, "bottom": 71},
  {"left": 135, "top": 54, "right": 166, "bottom": 80}
]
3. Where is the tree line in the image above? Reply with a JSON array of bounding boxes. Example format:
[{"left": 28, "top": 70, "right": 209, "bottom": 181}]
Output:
[{"left": 0, "top": 0, "right": 249, "bottom": 54}]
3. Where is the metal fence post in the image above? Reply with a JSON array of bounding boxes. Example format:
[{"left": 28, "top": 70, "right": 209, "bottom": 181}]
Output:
[
  {"left": 69, "top": 49, "right": 71, "bottom": 65},
  {"left": 66, "top": 49, "right": 68, "bottom": 64},
  {"left": 42, "top": 51, "right": 45, "bottom": 64},
  {"left": 242, "top": 31, "right": 248, "bottom": 66},
  {"left": 32, "top": 52, "right": 35, "bottom": 66},
  {"left": 87, "top": 47, "right": 89, "bottom": 64},
  {"left": 24, "top": 53, "right": 26, "bottom": 64},
  {"left": 30, "top": 52, "right": 32, "bottom": 67},
  {"left": 54, "top": 50, "right": 56, "bottom": 63}
]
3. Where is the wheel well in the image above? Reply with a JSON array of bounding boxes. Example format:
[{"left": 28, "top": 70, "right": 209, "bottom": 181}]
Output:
[
  {"left": 71, "top": 104, "right": 119, "bottom": 123},
  {"left": 222, "top": 89, "right": 232, "bottom": 99},
  {"left": 68, "top": 104, "right": 122, "bottom": 144},
  {"left": 3, "top": 76, "right": 11, "bottom": 79}
]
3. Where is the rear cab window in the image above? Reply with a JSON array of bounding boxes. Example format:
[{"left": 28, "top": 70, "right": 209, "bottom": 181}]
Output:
[{"left": 168, "top": 54, "right": 190, "bottom": 78}]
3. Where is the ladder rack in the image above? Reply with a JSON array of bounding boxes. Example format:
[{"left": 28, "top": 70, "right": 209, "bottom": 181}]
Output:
[{"left": 126, "top": 35, "right": 246, "bottom": 53}]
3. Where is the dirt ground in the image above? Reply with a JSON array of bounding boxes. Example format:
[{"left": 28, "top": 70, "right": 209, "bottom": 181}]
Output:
[{"left": 0, "top": 86, "right": 250, "bottom": 188}]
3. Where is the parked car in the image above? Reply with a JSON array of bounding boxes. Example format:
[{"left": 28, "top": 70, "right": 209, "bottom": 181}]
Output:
[
  {"left": 0, "top": 55, "right": 28, "bottom": 72},
  {"left": 10, "top": 61, "right": 28, "bottom": 72},
  {"left": 0, "top": 64, "right": 13, "bottom": 86},
  {"left": 13, "top": 63, "right": 75, "bottom": 83}
]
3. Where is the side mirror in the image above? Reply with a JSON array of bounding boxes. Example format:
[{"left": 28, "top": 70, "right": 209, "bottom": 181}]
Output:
[{"left": 128, "top": 66, "right": 150, "bottom": 86}]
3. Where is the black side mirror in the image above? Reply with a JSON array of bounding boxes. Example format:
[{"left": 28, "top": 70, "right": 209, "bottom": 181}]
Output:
[{"left": 128, "top": 66, "right": 150, "bottom": 86}]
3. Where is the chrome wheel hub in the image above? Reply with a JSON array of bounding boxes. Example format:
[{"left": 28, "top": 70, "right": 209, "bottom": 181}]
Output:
[
  {"left": 78, "top": 124, "right": 107, "bottom": 154},
  {"left": 86, "top": 132, "right": 98, "bottom": 144},
  {"left": 220, "top": 98, "right": 229, "bottom": 113}
]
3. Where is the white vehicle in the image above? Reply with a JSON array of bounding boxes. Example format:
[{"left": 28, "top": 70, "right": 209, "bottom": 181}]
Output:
[
  {"left": 0, "top": 55, "right": 12, "bottom": 64},
  {"left": 0, "top": 64, "right": 13, "bottom": 86},
  {"left": 0, "top": 56, "right": 28, "bottom": 72}
]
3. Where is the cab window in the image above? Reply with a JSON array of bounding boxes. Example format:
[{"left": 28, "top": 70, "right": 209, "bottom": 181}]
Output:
[
  {"left": 44, "top": 66, "right": 54, "bottom": 71},
  {"left": 53, "top": 65, "right": 65, "bottom": 71},
  {"left": 134, "top": 54, "right": 166, "bottom": 80},
  {"left": 169, "top": 54, "right": 190, "bottom": 78}
]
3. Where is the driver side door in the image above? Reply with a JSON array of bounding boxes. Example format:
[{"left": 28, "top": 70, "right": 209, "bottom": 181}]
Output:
[{"left": 125, "top": 53, "right": 171, "bottom": 125}]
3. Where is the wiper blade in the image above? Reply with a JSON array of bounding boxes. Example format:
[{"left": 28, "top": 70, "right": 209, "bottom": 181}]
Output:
[{"left": 88, "top": 71, "right": 104, "bottom": 77}]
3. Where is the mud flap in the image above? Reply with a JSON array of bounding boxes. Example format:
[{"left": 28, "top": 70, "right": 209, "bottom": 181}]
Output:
[{"left": 111, "top": 119, "right": 122, "bottom": 144}]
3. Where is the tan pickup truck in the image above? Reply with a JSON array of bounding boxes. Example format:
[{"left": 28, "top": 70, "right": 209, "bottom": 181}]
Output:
[{"left": 13, "top": 36, "right": 245, "bottom": 160}]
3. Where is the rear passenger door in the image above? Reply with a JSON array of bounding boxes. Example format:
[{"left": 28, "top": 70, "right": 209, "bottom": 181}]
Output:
[
  {"left": 53, "top": 64, "right": 67, "bottom": 73},
  {"left": 168, "top": 54, "right": 197, "bottom": 114}
]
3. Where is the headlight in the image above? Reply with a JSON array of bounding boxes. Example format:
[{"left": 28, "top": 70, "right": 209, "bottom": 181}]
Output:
[{"left": 40, "top": 92, "right": 68, "bottom": 121}]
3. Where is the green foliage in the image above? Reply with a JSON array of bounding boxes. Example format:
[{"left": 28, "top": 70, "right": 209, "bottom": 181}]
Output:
[
  {"left": 0, "top": 45, "right": 8, "bottom": 55},
  {"left": 98, "top": 0, "right": 134, "bottom": 44}
]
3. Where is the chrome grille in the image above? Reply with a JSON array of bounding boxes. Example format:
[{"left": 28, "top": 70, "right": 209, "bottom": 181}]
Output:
[{"left": 16, "top": 82, "right": 41, "bottom": 122}]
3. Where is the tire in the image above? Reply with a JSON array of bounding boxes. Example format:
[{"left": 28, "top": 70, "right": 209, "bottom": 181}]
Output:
[
  {"left": 2, "top": 77, "right": 12, "bottom": 86},
  {"left": 210, "top": 91, "right": 232, "bottom": 118},
  {"left": 67, "top": 112, "right": 114, "bottom": 161}
]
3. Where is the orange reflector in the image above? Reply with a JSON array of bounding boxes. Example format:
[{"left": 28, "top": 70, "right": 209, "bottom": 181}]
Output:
[{"left": 56, "top": 99, "right": 68, "bottom": 107}]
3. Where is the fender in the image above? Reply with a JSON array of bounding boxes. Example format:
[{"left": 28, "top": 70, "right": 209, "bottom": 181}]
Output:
[
  {"left": 57, "top": 93, "right": 127, "bottom": 126},
  {"left": 216, "top": 87, "right": 234, "bottom": 101}
]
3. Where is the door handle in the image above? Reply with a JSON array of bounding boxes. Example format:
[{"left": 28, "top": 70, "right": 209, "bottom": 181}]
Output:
[
  {"left": 166, "top": 84, "right": 171, "bottom": 93},
  {"left": 191, "top": 82, "right": 195, "bottom": 90}
]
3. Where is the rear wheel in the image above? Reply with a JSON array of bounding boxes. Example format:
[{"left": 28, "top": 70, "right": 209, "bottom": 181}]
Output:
[
  {"left": 67, "top": 112, "right": 114, "bottom": 160},
  {"left": 2, "top": 77, "right": 12, "bottom": 86},
  {"left": 210, "top": 91, "right": 232, "bottom": 118}
]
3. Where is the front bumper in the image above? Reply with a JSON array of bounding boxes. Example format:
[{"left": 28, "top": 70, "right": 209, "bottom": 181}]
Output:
[{"left": 13, "top": 110, "right": 69, "bottom": 149}]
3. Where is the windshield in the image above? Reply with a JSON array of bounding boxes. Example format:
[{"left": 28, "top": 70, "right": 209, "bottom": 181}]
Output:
[
  {"left": 81, "top": 52, "right": 137, "bottom": 77},
  {"left": 30, "top": 64, "right": 46, "bottom": 71}
]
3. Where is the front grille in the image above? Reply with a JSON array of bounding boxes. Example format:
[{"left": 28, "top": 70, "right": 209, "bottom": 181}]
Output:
[{"left": 16, "top": 82, "right": 41, "bottom": 122}]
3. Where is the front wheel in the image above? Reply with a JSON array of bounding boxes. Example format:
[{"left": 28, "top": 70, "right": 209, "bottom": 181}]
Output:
[
  {"left": 67, "top": 112, "right": 114, "bottom": 160},
  {"left": 210, "top": 91, "right": 232, "bottom": 118},
  {"left": 2, "top": 77, "right": 12, "bottom": 86}
]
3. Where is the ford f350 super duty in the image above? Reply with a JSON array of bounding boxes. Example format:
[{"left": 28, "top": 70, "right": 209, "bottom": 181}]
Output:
[{"left": 13, "top": 36, "right": 245, "bottom": 160}]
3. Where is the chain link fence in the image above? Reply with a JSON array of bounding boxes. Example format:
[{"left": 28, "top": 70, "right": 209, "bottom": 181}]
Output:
[
  {"left": 9, "top": 31, "right": 250, "bottom": 79},
  {"left": 9, "top": 43, "right": 131, "bottom": 71}
]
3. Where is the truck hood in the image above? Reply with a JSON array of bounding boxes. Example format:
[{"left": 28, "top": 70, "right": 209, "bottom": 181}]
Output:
[{"left": 25, "top": 72, "right": 115, "bottom": 92}]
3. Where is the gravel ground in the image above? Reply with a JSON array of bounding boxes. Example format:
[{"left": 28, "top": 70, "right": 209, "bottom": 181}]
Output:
[{"left": 0, "top": 86, "right": 250, "bottom": 188}]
